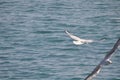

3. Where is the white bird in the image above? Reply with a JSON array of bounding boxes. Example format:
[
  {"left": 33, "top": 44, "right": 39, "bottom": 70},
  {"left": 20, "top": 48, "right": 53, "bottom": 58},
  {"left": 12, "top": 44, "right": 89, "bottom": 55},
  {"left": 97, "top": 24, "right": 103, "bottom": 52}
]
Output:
[
  {"left": 65, "top": 30, "right": 93, "bottom": 45},
  {"left": 84, "top": 38, "right": 120, "bottom": 80}
]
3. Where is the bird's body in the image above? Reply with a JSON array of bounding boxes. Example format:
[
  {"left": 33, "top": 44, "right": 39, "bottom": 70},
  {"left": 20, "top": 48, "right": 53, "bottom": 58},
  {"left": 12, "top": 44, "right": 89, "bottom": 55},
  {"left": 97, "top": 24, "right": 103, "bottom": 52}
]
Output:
[
  {"left": 103, "top": 59, "right": 112, "bottom": 65},
  {"left": 84, "top": 38, "right": 120, "bottom": 80},
  {"left": 73, "top": 41, "right": 84, "bottom": 45}
]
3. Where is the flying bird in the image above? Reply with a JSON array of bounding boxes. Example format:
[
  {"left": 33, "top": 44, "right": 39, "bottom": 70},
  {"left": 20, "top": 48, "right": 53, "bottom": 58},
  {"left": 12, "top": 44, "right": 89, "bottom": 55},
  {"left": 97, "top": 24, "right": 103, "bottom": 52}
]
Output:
[
  {"left": 84, "top": 38, "right": 120, "bottom": 80},
  {"left": 65, "top": 30, "right": 93, "bottom": 45}
]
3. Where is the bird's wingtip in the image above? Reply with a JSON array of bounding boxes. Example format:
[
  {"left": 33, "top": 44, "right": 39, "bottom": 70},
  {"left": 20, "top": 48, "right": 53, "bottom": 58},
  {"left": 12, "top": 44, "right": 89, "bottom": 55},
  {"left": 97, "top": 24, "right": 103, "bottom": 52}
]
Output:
[
  {"left": 118, "top": 38, "right": 120, "bottom": 40},
  {"left": 65, "top": 30, "right": 68, "bottom": 32},
  {"left": 65, "top": 30, "right": 69, "bottom": 34}
]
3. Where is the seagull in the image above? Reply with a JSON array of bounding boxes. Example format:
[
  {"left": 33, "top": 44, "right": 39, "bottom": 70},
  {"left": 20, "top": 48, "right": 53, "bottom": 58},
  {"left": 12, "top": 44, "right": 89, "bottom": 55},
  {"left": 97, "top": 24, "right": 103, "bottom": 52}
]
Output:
[
  {"left": 65, "top": 30, "right": 93, "bottom": 45},
  {"left": 84, "top": 38, "right": 120, "bottom": 80}
]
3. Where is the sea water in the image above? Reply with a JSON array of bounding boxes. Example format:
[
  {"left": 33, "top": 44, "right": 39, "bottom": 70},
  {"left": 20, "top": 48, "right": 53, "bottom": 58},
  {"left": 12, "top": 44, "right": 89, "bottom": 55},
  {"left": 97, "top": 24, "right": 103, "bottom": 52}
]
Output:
[{"left": 0, "top": 0, "right": 120, "bottom": 80}]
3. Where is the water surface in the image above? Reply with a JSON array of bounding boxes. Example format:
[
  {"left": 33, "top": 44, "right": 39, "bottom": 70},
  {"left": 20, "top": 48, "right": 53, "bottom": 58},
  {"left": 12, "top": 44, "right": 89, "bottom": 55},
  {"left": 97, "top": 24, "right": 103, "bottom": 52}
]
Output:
[{"left": 0, "top": 0, "right": 120, "bottom": 80}]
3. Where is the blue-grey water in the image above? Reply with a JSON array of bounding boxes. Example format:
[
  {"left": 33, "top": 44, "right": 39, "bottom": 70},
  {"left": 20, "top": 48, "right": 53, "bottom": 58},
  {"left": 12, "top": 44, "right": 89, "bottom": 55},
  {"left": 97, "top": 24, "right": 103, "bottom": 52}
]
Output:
[{"left": 0, "top": 0, "right": 120, "bottom": 80}]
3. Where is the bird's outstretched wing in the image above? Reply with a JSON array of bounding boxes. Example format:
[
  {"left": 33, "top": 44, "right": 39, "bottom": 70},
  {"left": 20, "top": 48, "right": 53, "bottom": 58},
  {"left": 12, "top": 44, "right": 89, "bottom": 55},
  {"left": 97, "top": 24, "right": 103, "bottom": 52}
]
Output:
[
  {"left": 84, "top": 38, "right": 120, "bottom": 80},
  {"left": 65, "top": 30, "right": 81, "bottom": 41},
  {"left": 84, "top": 64, "right": 102, "bottom": 80},
  {"left": 104, "top": 38, "right": 120, "bottom": 59}
]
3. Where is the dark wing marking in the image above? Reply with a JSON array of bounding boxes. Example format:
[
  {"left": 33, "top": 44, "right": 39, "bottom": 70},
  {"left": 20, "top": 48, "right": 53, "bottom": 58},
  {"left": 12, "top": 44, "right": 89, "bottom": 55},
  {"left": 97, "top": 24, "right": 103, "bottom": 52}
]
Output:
[
  {"left": 104, "top": 38, "right": 120, "bottom": 59},
  {"left": 84, "top": 38, "right": 120, "bottom": 80},
  {"left": 84, "top": 63, "right": 102, "bottom": 80}
]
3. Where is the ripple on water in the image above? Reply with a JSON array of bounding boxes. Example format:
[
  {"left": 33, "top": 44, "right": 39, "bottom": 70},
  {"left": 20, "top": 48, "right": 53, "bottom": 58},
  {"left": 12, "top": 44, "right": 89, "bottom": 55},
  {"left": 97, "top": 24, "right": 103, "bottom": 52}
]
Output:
[{"left": 0, "top": 0, "right": 120, "bottom": 80}]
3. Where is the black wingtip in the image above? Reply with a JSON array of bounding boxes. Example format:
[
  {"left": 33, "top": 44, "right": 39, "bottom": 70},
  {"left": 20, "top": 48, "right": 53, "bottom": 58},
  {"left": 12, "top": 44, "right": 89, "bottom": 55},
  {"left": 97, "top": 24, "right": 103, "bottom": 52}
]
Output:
[
  {"left": 116, "top": 38, "right": 120, "bottom": 45},
  {"left": 118, "top": 38, "right": 120, "bottom": 40},
  {"left": 112, "top": 38, "right": 120, "bottom": 50}
]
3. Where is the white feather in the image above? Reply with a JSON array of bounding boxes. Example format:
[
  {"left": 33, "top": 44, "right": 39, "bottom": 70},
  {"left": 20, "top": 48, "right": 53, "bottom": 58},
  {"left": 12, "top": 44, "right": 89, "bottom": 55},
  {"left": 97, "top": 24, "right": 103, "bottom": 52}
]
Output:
[{"left": 65, "top": 30, "right": 93, "bottom": 45}]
